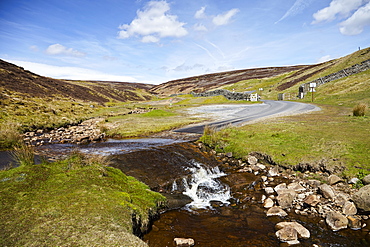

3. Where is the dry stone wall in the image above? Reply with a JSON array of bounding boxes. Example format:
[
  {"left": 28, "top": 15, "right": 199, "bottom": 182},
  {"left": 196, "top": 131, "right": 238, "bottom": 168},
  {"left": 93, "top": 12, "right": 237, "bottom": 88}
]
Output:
[
  {"left": 299, "top": 59, "right": 370, "bottom": 98},
  {"left": 191, "top": 89, "right": 252, "bottom": 101}
]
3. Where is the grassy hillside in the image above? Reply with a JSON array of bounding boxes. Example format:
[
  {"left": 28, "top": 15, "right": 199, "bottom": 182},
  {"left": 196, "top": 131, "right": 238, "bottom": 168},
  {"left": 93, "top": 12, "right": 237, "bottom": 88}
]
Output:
[
  {"left": 219, "top": 47, "right": 370, "bottom": 102},
  {"left": 0, "top": 59, "right": 153, "bottom": 103}
]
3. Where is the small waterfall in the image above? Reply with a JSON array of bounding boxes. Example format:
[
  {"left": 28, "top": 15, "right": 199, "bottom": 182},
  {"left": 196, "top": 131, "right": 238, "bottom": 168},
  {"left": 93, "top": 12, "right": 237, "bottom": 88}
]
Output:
[
  {"left": 171, "top": 180, "right": 178, "bottom": 192},
  {"left": 179, "top": 161, "right": 231, "bottom": 210}
]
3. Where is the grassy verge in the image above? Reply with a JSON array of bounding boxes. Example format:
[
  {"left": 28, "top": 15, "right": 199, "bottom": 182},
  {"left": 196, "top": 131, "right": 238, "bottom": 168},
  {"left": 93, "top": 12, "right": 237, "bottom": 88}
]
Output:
[
  {"left": 0, "top": 152, "right": 166, "bottom": 246},
  {"left": 200, "top": 104, "right": 370, "bottom": 178},
  {"left": 101, "top": 95, "right": 259, "bottom": 138},
  {"left": 102, "top": 109, "right": 204, "bottom": 138}
]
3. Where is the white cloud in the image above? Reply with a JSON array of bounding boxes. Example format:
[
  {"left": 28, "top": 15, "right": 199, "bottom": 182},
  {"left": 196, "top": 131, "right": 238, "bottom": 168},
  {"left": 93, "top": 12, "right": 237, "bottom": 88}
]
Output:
[
  {"left": 45, "top": 44, "right": 86, "bottom": 57},
  {"left": 312, "top": 0, "right": 368, "bottom": 24},
  {"left": 7, "top": 60, "right": 137, "bottom": 82},
  {"left": 117, "top": 0, "right": 188, "bottom": 42},
  {"left": 276, "top": 0, "right": 314, "bottom": 24},
  {"left": 29, "top": 45, "right": 39, "bottom": 52},
  {"left": 193, "top": 23, "right": 208, "bottom": 31},
  {"left": 212, "top": 8, "right": 239, "bottom": 26},
  {"left": 317, "top": 55, "right": 332, "bottom": 63},
  {"left": 340, "top": 2, "right": 370, "bottom": 35},
  {"left": 141, "top": 35, "right": 160, "bottom": 43},
  {"left": 195, "top": 6, "right": 207, "bottom": 19}
]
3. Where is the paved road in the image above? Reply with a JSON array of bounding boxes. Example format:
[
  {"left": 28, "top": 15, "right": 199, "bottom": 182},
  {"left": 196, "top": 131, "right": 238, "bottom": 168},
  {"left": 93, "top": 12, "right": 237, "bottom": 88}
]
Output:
[{"left": 175, "top": 100, "right": 320, "bottom": 134}]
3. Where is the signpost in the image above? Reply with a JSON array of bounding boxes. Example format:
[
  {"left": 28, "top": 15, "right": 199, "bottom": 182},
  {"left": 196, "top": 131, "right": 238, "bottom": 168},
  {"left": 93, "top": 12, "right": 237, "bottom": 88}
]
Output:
[{"left": 309, "top": 83, "right": 317, "bottom": 102}]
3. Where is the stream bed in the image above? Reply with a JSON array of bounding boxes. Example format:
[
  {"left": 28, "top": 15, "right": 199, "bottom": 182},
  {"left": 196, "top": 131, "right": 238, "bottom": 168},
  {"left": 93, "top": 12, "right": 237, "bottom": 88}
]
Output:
[{"left": 10, "top": 138, "right": 370, "bottom": 246}]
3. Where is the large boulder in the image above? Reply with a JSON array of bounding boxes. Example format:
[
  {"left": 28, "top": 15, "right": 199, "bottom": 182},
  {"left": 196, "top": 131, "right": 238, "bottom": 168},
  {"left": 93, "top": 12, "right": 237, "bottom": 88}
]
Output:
[
  {"left": 275, "top": 222, "right": 310, "bottom": 239},
  {"left": 319, "top": 184, "right": 335, "bottom": 199},
  {"left": 266, "top": 206, "right": 288, "bottom": 217},
  {"left": 277, "top": 189, "right": 296, "bottom": 209},
  {"left": 304, "top": 194, "right": 321, "bottom": 207},
  {"left": 362, "top": 174, "right": 370, "bottom": 185},
  {"left": 327, "top": 175, "right": 343, "bottom": 185},
  {"left": 342, "top": 201, "right": 357, "bottom": 216},
  {"left": 275, "top": 221, "right": 310, "bottom": 245},
  {"left": 326, "top": 211, "right": 348, "bottom": 231},
  {"left": 353, "top": 184, "right": 370, "bottom": 211},
  {"left": 275, "top": 227, "right": 298, "bottom": 244}
]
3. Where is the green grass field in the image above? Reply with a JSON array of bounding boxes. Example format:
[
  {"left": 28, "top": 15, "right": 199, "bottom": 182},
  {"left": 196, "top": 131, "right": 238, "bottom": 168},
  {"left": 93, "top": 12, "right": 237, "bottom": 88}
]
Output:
[{"left": 0, "top": 152, "right": 165, "bottom": 246}]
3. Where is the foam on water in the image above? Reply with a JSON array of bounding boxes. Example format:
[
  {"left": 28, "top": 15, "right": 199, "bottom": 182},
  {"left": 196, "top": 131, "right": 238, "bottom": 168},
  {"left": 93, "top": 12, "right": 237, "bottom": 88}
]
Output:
[{"left": 179, "top": 161, "right": 230, "bottom": 210}]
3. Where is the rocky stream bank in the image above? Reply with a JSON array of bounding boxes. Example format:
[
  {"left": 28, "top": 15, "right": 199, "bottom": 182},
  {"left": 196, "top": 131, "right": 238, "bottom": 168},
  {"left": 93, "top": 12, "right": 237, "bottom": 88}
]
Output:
[
  {"left": 194, "top": 142, "right": 370, "bottom": 246},
  {"left": 22, "top": 118, "right": 106, "bottom": 146}
]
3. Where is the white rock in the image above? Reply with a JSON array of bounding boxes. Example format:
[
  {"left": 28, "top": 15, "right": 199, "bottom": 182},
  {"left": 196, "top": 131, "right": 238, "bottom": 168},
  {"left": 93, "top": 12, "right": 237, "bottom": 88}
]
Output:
[{"left": 264, "top": 198, "right": 274, "bottom": 208}]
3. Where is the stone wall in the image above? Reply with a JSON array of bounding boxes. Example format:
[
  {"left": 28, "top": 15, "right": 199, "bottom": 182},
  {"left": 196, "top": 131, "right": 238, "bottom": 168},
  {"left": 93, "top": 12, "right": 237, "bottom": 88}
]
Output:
[
  {"left": 191, "top": 89, "right": 253, "bottom": 101},
  {"left": 299, "top": 59, "right": 370, "bottom": 98}
]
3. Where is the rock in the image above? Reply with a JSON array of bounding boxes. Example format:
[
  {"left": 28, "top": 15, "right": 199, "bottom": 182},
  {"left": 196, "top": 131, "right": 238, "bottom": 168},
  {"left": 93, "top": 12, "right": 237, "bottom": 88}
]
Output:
[
  {"left": 256, "top": 163, "right": 266, "bottom": 170},
  {"left": 277, "top": 191, "right": 295, "bottom": 209},
  {"left": 319, "top": 184, "right": 335, "bottom": 199},
  {"left": 334, "top": 192, "right": 351, "bottom": 207},
  {"left": 307, "top": 179, "right": 321, "bottom": 188},
  {"left": 267, "top": 166, "right": 280, "bottom": 177},
  {"left": 275, "top": 222, "right": 310, "bottom": 239},
  {"left": 266, "top": 206, "right": 288, "bottom": 217},
  {"left": 275, "top": 227, "right": 298, "bottom": 243},
  {"left": 303, "top": 194, "right": 321, "bottom": 207},
  {"left": 264, "top": 198, "right": 274, "bottom": 208},
  {"left": 326, "top": 211, "right": 348, "bottom": 231},
  {"left": 327, "top": 175, "right": 344, "bottom": 185},
  {"left": 347, "top": 215, "right": 362, "bottom": 230},
  {"left": 264, "top": 187, "right": 275, "bottom": 194},
  {"left": 342, "top": 201, "right": 357, "bottom": 216},
  {"left": 353, "top": 184, "right": 370, "bottom": 212},
  {"left": 348, "top": 178, "right": 360, "bottom": 184},
  {"left": 174, "top": 238, "right": 195, "bottom": 247},
  {"left": 226, "top": 152, "right": 233, "bottom": 158},
  {"left": 247, "top": 155, "right": 258, "bottom": 165},
  {"left": 274, "top": 183, "right": 287, "bottom": 194},
  {"left": 362, "top": 174, "right": 370, "bottom": 185},
  {"left": 287, "top": 182, "right": 306, "bottom": 192}
]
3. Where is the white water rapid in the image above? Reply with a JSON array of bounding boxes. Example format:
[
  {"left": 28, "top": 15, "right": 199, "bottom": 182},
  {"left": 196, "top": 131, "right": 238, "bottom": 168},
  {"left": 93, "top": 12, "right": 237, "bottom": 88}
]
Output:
[{"left": 173, "top": 161, "right": 231, "bottom": 210}]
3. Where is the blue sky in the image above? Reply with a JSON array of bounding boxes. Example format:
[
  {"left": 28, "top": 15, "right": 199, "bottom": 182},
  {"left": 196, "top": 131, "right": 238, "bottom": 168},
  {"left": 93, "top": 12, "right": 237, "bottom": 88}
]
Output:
[{"left": 1, "top": 0, "right": 369, "bottom": 84}]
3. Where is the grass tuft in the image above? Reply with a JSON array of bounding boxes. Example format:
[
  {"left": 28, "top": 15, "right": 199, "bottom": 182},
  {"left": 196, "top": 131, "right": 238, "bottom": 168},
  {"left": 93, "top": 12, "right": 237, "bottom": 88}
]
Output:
[
  {"left": 353, "top": 103, "right": 367, "bottom": 116},
  {"left": 0, "top": 121, "right": 22, "bottom": 149},
  {"left": 10, "top": 142, "right": 34, "bottom": 166}
]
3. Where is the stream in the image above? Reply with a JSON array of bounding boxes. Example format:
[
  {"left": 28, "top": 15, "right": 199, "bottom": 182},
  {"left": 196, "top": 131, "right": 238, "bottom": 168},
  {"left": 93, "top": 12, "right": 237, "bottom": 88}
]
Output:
[{"left": 2, "top": 138, "right": 370, "bottom": 246}]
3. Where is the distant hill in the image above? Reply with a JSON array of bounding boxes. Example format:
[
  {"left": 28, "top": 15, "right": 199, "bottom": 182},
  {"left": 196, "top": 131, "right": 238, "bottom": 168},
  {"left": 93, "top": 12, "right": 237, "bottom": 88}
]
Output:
[
  {"left": 150, "top": 65, "right": 311, "bottom": 95},
  {"left": 0, "top": 59, "right": 153, "bottom": 103},
  {"left": 151, "top": 47, "right": 370, "bottom": 97},
  {"left": 1, "top": 47, "right": 369, "bottom": 103}
]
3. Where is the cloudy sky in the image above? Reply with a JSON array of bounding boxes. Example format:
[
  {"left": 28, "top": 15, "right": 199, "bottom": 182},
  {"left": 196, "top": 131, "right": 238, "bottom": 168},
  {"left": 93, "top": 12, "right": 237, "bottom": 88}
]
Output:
[{"left": 1, "top": 0, "right": 369, "bottom": 84}]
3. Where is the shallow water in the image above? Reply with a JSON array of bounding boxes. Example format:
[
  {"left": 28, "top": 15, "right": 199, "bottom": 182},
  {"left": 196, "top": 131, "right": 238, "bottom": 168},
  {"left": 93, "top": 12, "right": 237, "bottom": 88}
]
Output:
[{"left": 8, "top": 138, "right": 370, "bottom": 246}]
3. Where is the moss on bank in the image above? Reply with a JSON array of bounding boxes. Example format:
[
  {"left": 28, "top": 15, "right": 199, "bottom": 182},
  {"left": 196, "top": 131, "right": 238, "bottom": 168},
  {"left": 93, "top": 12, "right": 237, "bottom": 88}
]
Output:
[{"left": 0, "top": 153, "right": 166, "bottom": 246}]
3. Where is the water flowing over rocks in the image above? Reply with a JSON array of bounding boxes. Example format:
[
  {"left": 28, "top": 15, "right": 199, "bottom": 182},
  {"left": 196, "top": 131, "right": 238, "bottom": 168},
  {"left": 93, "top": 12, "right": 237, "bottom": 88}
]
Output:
[
  {"left": 23, "top": 118, "right": 106, "bottom": 146},
  {"left": 197, "top": 143, "right": 370, "bottom": 244}
]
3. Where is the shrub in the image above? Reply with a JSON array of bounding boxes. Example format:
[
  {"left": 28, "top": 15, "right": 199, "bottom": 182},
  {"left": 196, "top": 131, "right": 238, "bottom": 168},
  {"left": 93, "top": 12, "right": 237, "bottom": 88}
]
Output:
[{"left": 353, "top": 103, "right": 367, "bottom": 116}]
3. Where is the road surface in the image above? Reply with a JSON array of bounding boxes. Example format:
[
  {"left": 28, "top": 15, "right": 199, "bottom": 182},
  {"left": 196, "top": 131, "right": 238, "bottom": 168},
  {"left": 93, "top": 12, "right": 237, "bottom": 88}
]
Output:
[{"left": 175, "top": 100, "right": 320, "bottom": 134}]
